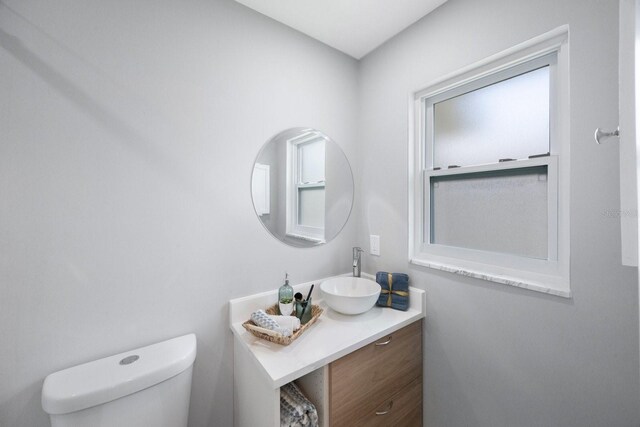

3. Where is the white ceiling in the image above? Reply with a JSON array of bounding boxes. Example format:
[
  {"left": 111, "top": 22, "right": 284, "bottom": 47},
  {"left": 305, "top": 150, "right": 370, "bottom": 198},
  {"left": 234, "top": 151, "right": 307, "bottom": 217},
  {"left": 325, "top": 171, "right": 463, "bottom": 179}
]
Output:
[{"left": 233, "top": 0, "right": 449, "bottom": 59}]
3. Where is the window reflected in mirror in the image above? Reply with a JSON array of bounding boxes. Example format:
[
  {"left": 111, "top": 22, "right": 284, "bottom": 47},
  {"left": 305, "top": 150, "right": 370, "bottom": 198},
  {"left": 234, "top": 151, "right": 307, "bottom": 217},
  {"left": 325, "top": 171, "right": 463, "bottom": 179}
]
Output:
[{"left": 287, "top": 131, "right": 326, "bottom": 242}]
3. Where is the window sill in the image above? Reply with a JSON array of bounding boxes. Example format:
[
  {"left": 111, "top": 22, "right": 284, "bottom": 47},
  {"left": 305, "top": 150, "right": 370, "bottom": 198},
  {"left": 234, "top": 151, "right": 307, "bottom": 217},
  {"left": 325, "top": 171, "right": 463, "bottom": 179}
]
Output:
[
  {"left": 410, "top": 257, "right": 571, "bottom": 298},
  {"left": 285, "top": 233, "right": 325, "bottom": 244}
]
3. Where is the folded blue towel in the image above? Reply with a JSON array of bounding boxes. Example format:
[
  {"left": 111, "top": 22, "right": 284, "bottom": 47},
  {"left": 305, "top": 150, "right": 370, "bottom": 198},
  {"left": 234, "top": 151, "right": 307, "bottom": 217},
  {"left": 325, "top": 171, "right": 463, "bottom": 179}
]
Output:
[{"left": 376, "top": 272, "right": 410, "bottom": 311}]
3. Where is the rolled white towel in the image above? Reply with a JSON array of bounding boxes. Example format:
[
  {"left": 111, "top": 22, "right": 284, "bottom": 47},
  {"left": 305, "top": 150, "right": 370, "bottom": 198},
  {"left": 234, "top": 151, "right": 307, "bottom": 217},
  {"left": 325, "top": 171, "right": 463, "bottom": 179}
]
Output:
[
  {"left": 268, "top": 315, "right": 301, "bottom": 331},
  {"left": 250, "top": 310, "right": 292, "bottom": 337}
]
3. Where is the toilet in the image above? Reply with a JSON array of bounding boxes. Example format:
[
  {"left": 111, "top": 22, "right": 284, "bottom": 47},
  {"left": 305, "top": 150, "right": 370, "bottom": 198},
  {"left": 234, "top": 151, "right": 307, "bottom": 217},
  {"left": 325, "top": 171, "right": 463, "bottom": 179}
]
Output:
[{"left": 42, "top": 334, "right": 196, "bottom": 427}]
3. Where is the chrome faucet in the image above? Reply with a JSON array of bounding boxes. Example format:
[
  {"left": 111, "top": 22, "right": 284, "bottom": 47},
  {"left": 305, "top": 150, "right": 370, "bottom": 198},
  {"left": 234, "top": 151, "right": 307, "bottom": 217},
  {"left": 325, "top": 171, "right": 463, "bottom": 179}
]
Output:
[{"left": 352, "top": 247, "right": 364, "bottom": 277}]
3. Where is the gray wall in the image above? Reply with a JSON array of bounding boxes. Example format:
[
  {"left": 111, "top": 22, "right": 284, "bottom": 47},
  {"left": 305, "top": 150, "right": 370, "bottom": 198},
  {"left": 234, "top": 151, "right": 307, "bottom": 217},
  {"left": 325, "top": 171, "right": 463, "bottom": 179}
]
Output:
[
  {"left": 0, "top": 0, "right": 358, "bottom": 426},
  {"left": 357, "top": 0, "right": 639, "bottom": 426}
]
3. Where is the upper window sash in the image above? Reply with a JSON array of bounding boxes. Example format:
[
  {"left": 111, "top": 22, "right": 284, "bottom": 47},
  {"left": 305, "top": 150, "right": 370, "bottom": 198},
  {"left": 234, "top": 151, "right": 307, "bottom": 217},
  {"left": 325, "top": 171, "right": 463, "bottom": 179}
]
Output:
[{"left": 424, "top": 52, "right": 558, "bottom": 170}]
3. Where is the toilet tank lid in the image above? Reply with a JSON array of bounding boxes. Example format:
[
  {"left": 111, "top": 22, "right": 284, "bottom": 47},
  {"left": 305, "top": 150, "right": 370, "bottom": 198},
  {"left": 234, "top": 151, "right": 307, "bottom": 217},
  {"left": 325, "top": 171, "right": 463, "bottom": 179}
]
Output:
[{"left": 41, "top": 333, "right": 197, "bottom": 415}]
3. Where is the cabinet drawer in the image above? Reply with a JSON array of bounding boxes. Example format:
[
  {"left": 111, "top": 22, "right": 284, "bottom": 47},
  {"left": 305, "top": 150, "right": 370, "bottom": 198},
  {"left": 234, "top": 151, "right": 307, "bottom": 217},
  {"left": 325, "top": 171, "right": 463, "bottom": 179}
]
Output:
[
  {"left": 355, "top": 376, "right": 422, "bottom": 427},
  {"left": 329, "top": 320, "right": 422, "bottom": 426}
]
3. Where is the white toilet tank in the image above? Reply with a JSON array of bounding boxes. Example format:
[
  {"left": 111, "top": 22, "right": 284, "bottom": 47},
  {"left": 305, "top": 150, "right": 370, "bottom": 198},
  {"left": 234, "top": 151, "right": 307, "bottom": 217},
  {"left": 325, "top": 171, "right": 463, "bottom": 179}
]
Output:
[{"left": 42, "top": 334, "right": 196, "bottom": 427}]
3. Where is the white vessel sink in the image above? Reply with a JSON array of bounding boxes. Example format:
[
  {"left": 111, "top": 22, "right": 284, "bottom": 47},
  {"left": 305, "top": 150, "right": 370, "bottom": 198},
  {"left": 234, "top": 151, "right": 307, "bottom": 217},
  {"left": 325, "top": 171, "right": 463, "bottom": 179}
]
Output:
[{"left": 320, "top": 277, "right": 381, "bottom": 315}]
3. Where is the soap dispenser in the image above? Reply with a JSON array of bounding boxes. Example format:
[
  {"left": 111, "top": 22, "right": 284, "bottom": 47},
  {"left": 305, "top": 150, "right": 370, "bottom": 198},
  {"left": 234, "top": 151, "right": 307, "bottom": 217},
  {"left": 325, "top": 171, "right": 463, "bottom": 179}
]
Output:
[{"left": 278, "top": 273, "right": 294, "bottom": 316}]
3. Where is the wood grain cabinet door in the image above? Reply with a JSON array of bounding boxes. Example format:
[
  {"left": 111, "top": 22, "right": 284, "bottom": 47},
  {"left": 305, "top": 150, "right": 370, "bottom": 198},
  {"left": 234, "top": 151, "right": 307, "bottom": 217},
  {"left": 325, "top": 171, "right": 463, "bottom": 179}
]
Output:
[{"left": 329, "top": 320, "right": 422, "bottom": 427}]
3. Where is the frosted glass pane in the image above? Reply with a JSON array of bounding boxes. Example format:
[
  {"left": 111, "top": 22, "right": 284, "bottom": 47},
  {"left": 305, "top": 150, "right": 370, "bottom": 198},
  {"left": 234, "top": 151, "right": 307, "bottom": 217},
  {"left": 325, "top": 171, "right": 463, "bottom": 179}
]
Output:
[
  {"left": 433, "top": 67, "right": 549, "bottom": 168},
  {"left": 430, "top": 167, "right": 548, "bottom": 259},
  {"left": 299, "top": 140, "right": 325, "bottom": 183},
  {"left": 299, "top": 187, "right": 325, "bottom": 228}
]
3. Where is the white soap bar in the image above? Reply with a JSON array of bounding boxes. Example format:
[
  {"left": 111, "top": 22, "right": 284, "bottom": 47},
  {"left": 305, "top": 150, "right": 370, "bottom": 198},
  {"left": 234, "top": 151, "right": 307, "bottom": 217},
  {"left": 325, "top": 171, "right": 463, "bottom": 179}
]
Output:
[{"left": 268, "top": 315, "right": 301, "bottom": 331}]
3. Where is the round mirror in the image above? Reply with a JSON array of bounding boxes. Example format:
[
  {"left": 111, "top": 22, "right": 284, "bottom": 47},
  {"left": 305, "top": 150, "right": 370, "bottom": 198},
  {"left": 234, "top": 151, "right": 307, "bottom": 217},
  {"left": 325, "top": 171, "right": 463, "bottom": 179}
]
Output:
[{"left": 251, "top": 128, "right": 354, "bottom": 247}]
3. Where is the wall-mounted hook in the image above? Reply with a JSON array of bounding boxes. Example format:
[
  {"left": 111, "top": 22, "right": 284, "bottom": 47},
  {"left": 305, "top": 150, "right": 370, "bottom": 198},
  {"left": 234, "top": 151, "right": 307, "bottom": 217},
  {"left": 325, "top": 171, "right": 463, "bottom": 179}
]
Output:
[{"left": 594, "top": 126, "right": 620, "bottom": 144}]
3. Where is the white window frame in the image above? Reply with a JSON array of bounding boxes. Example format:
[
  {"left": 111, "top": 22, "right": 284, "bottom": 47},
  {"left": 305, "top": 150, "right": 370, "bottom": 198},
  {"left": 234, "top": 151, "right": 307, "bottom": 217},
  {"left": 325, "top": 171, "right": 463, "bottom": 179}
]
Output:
[
  {"left": 408, "top": 27, "right": 571, "bottom": 297},
  {"left": 619, "top": 0, "right": 639, "bottom": 266},
  {"left": 285, "top": 132, "right": 326, "bottom": 243}
]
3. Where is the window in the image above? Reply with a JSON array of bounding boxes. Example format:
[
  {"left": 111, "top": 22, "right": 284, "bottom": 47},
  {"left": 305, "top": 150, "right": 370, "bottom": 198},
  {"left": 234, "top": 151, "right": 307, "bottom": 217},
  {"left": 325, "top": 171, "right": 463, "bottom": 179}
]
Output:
[
  {"left": 286, "top": 131, "right": 326, "bottom": 242},
  {"left": 409, "top": 28, "right": 570, "bottom": 297}
]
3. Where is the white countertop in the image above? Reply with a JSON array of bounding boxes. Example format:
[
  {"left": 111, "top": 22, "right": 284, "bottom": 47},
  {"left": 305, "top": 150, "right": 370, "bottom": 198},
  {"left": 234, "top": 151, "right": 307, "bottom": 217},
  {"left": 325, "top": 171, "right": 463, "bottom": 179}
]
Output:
[{"left": 229, "top": 273, "right": 426, "bottom": 389}]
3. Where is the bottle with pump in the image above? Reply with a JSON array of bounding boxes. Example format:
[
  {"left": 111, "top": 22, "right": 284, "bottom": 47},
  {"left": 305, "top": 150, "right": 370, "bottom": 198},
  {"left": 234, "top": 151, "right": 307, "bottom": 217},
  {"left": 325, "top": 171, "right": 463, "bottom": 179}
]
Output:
[{"left": 278, "top": 273, "right": 294, "bottom": 316}]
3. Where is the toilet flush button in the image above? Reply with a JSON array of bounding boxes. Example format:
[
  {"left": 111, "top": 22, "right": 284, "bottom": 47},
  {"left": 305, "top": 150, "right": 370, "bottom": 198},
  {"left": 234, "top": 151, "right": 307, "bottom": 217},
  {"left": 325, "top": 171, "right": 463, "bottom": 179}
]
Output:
[{"left": 119, "top": 355, "right": 140, "bottom": 365}]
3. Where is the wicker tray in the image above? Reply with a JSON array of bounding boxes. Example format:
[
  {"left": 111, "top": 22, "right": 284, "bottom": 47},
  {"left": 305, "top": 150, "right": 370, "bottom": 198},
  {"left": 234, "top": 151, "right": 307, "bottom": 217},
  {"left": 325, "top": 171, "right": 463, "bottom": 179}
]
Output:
[{"left": 242, "top": 304, "right": 323, "bottom": 346}]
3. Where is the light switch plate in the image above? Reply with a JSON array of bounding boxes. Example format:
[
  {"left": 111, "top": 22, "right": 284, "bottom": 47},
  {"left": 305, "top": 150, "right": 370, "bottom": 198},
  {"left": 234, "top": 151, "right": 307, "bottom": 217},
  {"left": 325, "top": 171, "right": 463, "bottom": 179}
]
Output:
[{"left": 370, "top": 235, "right": 380, "bottom": 256}]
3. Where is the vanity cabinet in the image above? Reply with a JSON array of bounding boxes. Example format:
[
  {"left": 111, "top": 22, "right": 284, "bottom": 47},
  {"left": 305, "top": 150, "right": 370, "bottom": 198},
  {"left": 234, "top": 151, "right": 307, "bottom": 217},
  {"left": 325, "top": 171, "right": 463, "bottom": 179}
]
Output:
[
  {"left": 229, "top": 276, "right": 426, "bottom": 427},
  {"left": 329, "top": 321, "right": 422, "bottom": 426}
]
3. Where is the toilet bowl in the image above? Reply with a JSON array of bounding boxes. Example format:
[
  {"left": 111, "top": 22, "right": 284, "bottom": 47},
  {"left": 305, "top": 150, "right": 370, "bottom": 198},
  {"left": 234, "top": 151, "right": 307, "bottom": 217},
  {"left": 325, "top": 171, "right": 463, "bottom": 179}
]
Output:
[{"left": 42, "top": 334, "right": 196, "bottom": 427}]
